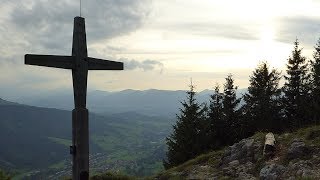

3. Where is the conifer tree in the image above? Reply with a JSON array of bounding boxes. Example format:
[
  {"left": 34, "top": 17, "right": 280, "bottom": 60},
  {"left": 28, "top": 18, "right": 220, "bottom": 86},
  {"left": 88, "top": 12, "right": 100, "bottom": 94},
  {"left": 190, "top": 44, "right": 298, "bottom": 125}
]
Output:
[
  {"left": 222, "top": 74, "right": 242, "bottom": 143},
  {"left": 243, "top": 62, "right": 282, "bottom": 133},
  {"left": 164, "top": 84, "right": 207, "bottom": 169},
  {"left": 282, "top": 39, "right": 311, "bottom": 129},
  {"left": 207, "top": 85, "right": 224, "bottom": 149},
  {"left": 311, "top": 38, "right": 320, "bottom": 123}
]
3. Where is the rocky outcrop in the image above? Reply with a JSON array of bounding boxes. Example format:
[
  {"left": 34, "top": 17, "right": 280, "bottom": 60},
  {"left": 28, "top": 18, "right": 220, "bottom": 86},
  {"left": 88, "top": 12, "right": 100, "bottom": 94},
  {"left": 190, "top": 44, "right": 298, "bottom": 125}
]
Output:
[
  {"left": 259, "top": 164, "right": 285, "bottom": 180},
  {"left": 216, "top": 138, "right": 262, "bottom": 179},
  {"left": 221, "top": 138, "right": 263, "bottom": 166},
  {"left": 281, "top": 156, "right": 320, "bottom": 178},
  {"left": 222, "top": 161, "right": 255, "bottom": 179},
  {"left": 219, "top": 137, "right": 320, "bottom": 179},
  {"left": 157, "top": 127, "right": 320, "bottom": 180},
  {"left": 287, "top": 139, "right": 311, "bottom": 160}
]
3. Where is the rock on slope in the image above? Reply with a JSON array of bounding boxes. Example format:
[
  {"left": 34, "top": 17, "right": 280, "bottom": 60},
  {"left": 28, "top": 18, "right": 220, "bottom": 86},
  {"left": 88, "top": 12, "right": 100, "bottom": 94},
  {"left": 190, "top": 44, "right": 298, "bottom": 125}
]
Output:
[{"left": 155, "top": 125, "right": 320, "bottom": 180}]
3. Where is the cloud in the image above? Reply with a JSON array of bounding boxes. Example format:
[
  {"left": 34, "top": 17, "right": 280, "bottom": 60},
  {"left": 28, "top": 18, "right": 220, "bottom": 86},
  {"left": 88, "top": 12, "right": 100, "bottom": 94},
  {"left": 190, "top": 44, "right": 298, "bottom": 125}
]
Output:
[
  {"left": 172, "top": 69, "right": 251, "bottom": 80},
  {"left": 156, "top": 22, "right": 260, "bottom": 40},
  {"left": 120, "top": 58, "right": 164, "bottom": 73},
  {"left": 275, "top": 16, "right": 320, "bottom": 46},
  {"left": 1, "top": 0, "right": 152, "bottom": 57}
]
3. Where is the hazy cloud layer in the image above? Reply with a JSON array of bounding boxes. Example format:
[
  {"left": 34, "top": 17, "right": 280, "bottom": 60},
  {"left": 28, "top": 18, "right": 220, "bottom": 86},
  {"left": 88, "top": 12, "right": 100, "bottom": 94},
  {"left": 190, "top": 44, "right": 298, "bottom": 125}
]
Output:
[
  {"left": 120, "top": 58, "right": 164, "bottom": 73},
  {"left": 158, "top": 22, "right": 260, "bottom": 40},
  {"left": 275, "top": 16, "right": 320, "bottom": 46}
]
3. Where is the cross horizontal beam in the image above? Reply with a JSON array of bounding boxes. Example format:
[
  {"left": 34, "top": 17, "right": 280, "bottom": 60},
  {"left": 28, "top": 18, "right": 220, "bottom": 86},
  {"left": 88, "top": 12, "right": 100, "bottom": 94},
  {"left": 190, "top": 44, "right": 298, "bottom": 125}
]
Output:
[
  {"left": 87, "top": 57, "right": 123, "bottom": 70},
  {"left": 25, "top": 54, "right": 124, "bottom": 71},
  {"left": 25, "top": 54, "right": 74, "bottom": 69}
]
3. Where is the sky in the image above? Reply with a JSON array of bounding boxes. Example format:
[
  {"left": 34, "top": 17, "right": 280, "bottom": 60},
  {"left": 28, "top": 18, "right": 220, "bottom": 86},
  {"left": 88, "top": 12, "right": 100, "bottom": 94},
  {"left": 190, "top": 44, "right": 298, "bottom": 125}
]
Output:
[{"left": 1, "top": 0, "right": 320, "bottom": 98}]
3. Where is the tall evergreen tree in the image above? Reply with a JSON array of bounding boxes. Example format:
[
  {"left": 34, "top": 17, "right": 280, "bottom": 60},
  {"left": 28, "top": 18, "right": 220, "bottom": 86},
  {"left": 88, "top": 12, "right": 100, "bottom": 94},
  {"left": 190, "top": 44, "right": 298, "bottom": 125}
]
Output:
[
  {"left": 311, "top": 38, "right": 320, "bottom": 123},
  {"left": 282, "top": 39, "right": 311, "bottom": 129},
  {"left": 164, "top": 84, "right": 207, "bottom": 169},
  {"left": 243, "top": 62, "right": 282, "bottom": 133},
  {"left": 207, "top": 84, "right": 224, "bottom": 149},
  {"left": 222, "top": 74, "right": 242, "bottom": 143}
]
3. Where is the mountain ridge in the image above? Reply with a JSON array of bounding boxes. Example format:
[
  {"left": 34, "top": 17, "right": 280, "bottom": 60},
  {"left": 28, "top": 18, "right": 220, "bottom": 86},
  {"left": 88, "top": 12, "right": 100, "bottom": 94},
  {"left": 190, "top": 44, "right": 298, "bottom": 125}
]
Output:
[
  {"left": 6, "top": 88, "right": 247, "bottom": 117},
  {"left": 0, "top": 98, "right": 19, "bottom": 106}
]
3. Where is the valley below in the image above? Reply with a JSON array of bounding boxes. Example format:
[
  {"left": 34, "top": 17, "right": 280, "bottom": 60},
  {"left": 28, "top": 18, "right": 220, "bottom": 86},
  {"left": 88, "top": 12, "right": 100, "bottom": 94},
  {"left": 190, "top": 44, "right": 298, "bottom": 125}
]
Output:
[{"left": 0, "top": 94, "right": 176, "bottom": 179}]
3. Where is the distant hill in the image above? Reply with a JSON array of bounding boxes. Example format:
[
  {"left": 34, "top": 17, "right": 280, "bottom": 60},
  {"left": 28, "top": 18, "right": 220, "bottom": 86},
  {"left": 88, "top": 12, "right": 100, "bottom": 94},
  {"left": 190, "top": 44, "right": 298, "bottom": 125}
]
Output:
[
  {"left": 0, "top": 98, "right": 18, "bottom": 106},
  {"left": 9, "top": 88, "right": 247, "bottom": 117},
  {"left": 0, "top": 99, "right": 173, "bottom": 178}
]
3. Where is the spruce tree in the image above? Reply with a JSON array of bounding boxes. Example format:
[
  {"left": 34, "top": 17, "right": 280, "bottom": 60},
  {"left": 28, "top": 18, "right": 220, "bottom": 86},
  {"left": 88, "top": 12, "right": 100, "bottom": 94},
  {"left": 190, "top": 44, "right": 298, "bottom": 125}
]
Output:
[
  {"left": 311, "top": 38, "right": 320, "bottom": 123},
  {"left": 207, "top": 85, "right": 224, "bottom": 149},
  {"left": 164, "top": 84, "right": 207, "bottom": 169},
  {"left": 243, "top": 62, "right": 282, "bottom": 133},
  {"left": 282, "top": 39, "right": 311, "bottom": 129},
  {"left": 222, "top": 74, "right": 242, "bottom": 144}
]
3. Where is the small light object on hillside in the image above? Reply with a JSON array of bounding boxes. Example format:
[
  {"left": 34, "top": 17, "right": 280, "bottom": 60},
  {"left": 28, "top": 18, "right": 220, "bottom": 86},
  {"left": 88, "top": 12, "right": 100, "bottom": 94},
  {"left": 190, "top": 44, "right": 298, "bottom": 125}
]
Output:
[{"left": 263, "top": 132, "right": 276, "bottom": 157}]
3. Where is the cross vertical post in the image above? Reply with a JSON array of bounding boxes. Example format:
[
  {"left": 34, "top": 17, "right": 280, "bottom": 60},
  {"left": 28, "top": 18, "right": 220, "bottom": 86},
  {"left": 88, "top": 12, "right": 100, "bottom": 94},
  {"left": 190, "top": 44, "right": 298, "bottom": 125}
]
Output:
[{"left": 25, "top": 17, "right": 124, "bottom": 180}]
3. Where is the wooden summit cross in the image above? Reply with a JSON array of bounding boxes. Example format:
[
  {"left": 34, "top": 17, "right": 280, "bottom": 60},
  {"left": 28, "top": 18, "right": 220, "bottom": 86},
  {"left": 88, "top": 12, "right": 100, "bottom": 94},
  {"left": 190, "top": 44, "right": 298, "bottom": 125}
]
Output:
[{"left": 25, "top": 17, "right": 123, "bottom": 179}]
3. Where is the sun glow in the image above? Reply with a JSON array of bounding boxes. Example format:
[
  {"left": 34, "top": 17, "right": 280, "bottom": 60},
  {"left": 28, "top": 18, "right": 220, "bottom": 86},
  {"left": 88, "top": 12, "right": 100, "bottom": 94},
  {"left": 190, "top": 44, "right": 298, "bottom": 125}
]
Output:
[
  {"left": 258, "top": 23, "right": 276, "bottom": 57},
  {"left": 252, "top": 21, "right": 286, "bottom": 68}
]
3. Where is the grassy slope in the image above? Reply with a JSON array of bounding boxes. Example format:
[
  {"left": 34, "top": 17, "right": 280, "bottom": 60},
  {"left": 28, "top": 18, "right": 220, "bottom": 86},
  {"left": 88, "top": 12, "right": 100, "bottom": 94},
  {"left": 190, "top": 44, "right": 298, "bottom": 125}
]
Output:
[{"left": 47, "top": 137, "right": 72, "bottom": 147}]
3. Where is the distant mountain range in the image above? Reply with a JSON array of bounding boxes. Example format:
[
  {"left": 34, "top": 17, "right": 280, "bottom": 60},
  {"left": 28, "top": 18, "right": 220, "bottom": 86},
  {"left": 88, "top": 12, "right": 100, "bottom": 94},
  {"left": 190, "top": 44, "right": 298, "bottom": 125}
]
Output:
[{"left": 7, "top": 88, "right": 247, "bottom": 117}]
